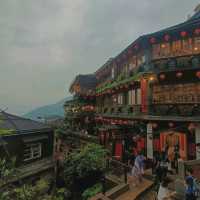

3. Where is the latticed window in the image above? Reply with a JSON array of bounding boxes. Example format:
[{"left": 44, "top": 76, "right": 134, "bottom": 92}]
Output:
[
  {"left": 128, "top": 89, "right": 136, "bottom": 105},
  {"left": 181, "top": 38, "right": 193, "bottom": 55},
  {"left": 194, "top": 37, "right": 200, "bottom": 53},
  {"left": 117, "top": 93, "right": 123, "bottom": 105},
  {"left": 24, "top": 143, "right": 42, "bottom": 161}
]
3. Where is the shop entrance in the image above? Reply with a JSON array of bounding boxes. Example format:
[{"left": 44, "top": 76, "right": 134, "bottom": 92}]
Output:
[{"left": 160, "top": 131, "right": 187, "bottom": 161}]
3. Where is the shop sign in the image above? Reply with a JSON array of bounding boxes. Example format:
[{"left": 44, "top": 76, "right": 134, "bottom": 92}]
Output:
[{"left": 153, "top": 83, "right": 200, "bottom": 104}]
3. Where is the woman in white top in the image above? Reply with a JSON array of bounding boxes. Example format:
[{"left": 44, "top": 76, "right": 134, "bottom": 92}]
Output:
[{"left": 157, "top": 177, "right": 175, "bottom": 200}]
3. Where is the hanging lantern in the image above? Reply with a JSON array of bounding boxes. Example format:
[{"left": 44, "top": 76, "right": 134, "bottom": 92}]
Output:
[
  {"left": 159, "top": 74, "right": 166, "bottom": 80},
  {"left": 196, "top": 71, "right": 200, "bottom": 79},
  {"left": 152, "top": 123, "right": 158, "bottom": 129},
  {"left": 188, "top": 123, "right": 196, "bottom": 132},
  {"left": 180, "top": 31, "right": 187, "bottom": 37},
  {"left": 164, "top": 34, "right": 170, "bottom": 42},
  {"left": 149, "top": 37, "right": 156, "bottom": 44},
  {"left": 168, "top": 122, "right": 174, "bottom": 128},
  {"left": 194, "top": 28, "right": 200, "bottom": 35},
  {"left": 176, "top": 71, "right": 183, "bottom": 78}
]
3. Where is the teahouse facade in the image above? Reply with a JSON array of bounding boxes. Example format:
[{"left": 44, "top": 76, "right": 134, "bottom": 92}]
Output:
[{"left": 66, "top": 8, "right": 200, "bottom": 164}]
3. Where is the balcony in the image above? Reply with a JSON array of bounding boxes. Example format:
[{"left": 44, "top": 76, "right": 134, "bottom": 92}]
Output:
[
  {"left": 149, "top": 103, "right": 200, "bottom": 117},
  {"left": 151, "top": 55, "right": 200, "bottom": 73},
  {"left": 96, "top": 105, "right": 142, "bottom": 118}
]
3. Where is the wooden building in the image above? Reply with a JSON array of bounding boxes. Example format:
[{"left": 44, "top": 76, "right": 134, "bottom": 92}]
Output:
[
  {"left": 66, "top": 8, "right": 200, "bottom": 166},
  {"left": 0, "top": 111, "right": 54, "bottom": 187}
]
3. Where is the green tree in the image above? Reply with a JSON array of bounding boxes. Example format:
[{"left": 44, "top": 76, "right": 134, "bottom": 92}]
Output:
[{"left": 63, "top": 143, "right": 107, "bottom": 198}]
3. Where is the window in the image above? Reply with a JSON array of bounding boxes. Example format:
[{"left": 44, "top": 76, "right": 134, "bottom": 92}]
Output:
[
  {"left": 136, "top": 88, "right": 141, "bottom": 105},
  {"left": 160, "top": 43, "right": 170, "bottom": 57},
  {"left": 172, "top": 40, "right": 182, "bottom": 56},
  {"left": 194, "top": 37, "right": 200, "bottom": 53},
  {"left": 24, "top": 143, "right": 42, "bottom": 161},
  {"left": 182, "top": 38, "right": 193, "bottom": 55},
  {"left": 152, "top": 44, "right": 161, "bottom": 59},
  {"left": 117, "top": 93, "right": 123, "bottom": 105},
  {"left": 128, "top": 89, "right": 136, "bottom": 105}
]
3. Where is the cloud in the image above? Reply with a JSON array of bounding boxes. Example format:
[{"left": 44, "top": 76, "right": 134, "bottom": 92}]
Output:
[{"left": 0, "top": 0, "right": 199, "bottom": 114}]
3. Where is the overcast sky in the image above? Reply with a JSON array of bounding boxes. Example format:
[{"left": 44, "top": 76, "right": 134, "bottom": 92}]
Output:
[{"left": 0, "top": 0, "right": 199, "bottom": 115}]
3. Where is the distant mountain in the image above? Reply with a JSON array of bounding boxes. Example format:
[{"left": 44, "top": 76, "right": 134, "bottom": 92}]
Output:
[{"left": 23, "top": 97, "right": 72, "bottom": 121}]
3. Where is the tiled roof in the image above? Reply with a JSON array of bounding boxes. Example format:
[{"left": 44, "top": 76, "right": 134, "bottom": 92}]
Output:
[{"left": 0, "top": 111, "right": 51, "bottom": 134}]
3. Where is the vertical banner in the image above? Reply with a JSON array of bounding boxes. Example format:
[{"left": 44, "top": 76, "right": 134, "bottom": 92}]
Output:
[
  {"left": 115, "top": 143, "right": 122, "bottom": 160},
  {"left": 141, "top": 78, "right": 148, "bottom": 113},
  {"left": 195, "top": 125, "right": 200, "bottom": 159}
]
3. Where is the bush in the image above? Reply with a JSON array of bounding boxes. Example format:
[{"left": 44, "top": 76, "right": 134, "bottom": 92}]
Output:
[{"left": 82, "top": 183, "right": 102, "bottom": 200}]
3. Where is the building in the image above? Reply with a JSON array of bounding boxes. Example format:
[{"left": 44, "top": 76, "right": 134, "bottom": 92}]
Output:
[
  {"left": 65, "top": 8, "right": 200, "bottom": 166},
  {"left": 0, "top": 111, "right": 55, "bottom": 187}
]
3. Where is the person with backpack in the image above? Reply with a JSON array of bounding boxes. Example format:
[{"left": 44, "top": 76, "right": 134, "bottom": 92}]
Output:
[{"left": 185, "top": 168, "right": 198, "bottom": 200}]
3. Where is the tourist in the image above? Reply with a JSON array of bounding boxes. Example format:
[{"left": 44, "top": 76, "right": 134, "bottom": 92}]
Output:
[
  {"left": 157, "top": 177, "right": 175, "bottom": 200},
  {"left": 185, "top": 168, "right": 197, "bottom": 200},
  {"left": 131, "top": 152, "right": 145, "bottom": 186}
]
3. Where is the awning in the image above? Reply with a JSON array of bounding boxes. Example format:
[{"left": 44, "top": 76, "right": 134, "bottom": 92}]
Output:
[{"left": 23, "top": 134, "right": 48, "bottom": 143}]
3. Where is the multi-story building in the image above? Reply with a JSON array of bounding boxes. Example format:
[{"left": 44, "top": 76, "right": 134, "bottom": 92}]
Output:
[{"left": 66, "top": 8, "right": 200, "bottom": 165}]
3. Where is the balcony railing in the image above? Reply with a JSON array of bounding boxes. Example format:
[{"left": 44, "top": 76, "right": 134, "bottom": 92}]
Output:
[
  {"left": 149, "top": 104, "right": 200, "bottom": 117},
  {"left": 96, "top": 105, "right": 142, "bottom": 117}
]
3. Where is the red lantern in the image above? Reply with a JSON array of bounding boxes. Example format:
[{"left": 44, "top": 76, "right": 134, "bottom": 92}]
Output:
[
  {"left": 196, "top": 71, "right": 200, "bottom": 79},
  {"left": 188, "top": 123, "right": 196, "bottom": 132},
  {"left": 180, "top": 31, "right": 187, "bottom": 37},
  {"left": 164, "top": 34, "right": 170, "bottom": 42},
  {"left": 176, "top": 71, "right": 183, "bottom": 78},
  {"left": 194, "top": 28, "right": 200, "bottom": 35},
  {"left": 159, "top": 74, "right": 166, "bottom": 80},
  {"left": 149, "top": 37, "right": 156, "bottom": 44},
  {"left": 169, "top": 122, "right": 174, "bottom": 128},
  {"left": 152, "top": 123, "right": 158, "bottom": 129}
]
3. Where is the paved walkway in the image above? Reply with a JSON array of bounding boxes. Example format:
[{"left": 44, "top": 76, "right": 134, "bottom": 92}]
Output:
[{"left": 115, "top": 178, "right": 153, "bottom": 200}]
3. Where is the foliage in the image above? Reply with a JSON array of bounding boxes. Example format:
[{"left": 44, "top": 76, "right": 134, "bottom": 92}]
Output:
[
  {"left": 64, "top": 144, "right": 107, "bottom": 183},
  {"left": 14, "top": 179, "right": 49, "bottom": 200},
  {"left": 0, "top": 129, "right": 15, "bottom": 136},
  {"left": 82, "top": 183, "right": 102, "bottom": 200},
  {"left": 55, "top": 127, "right": 65, "bottom": 139},
  {"left": 0, "top": 157, "right": 16, "bottom": 181}
]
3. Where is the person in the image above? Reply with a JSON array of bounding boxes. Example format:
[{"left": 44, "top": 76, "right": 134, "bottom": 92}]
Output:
[
  {"left": 131, "top": 152, "right": 145, "bottom": 186},
  {"left": 157, "top": 177, "right": 175, "bottom": 200},
  {"left": 160, "top": 151, "right": 169, "bottom": 180},
  {"left": 185, "top": 168, "right": 197, "bottom": 200},
  {"left": 174, "top": 144, "right": 180, "bottom": 173}
]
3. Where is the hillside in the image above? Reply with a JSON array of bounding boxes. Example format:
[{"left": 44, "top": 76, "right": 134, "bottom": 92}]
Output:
[{"left": 23, "top": 97, "right": 72, "bottom": 121}]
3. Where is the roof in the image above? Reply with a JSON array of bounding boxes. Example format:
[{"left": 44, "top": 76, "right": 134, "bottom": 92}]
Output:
[
  {"left": 94, "top": 9, "right": 200, "bottom": 75},
  {"left": 0, "top": 111, "right": 51, "bottom": 135},
  {"left": 69, "top": 74, "right": 97, "bottom": 94}
]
